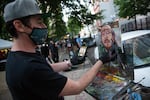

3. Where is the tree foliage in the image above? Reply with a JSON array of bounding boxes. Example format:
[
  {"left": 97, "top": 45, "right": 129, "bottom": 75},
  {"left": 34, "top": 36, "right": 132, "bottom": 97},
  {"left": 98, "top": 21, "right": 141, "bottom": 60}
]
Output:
[
  {"left": 67, "top": 16, "right": 82, "bottom": 36},
  {"left": 114, "top": 0, "right": 150, "bottom": 18},
  {"left": 66, "top": 1, "right": 103, "bottom": 36},
  {"left": 0, "top": 0, "right": 103, "bottom": 40},
  {"left": 0, "top": 0, "right": 13, "bottom": 39}
]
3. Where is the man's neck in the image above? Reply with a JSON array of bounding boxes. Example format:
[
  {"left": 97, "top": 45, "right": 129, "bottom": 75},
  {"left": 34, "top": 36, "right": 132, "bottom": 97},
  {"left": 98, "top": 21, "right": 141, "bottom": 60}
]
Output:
[{"left": 11, "top": 37, "right": 37, "bottom": 53}]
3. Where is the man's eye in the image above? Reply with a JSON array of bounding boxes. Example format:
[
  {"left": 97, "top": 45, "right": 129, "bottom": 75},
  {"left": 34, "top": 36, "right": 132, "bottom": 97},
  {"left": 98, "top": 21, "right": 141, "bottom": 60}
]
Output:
[{"left": 101, "top": 33, "right": 105, "bottom": 36}]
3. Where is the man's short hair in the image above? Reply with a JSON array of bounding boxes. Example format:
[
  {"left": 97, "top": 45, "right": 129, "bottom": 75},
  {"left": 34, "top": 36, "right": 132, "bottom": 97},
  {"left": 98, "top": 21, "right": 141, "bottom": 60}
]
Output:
[{"left": 5, "top": 16, "right": 31, "bottom": 38}]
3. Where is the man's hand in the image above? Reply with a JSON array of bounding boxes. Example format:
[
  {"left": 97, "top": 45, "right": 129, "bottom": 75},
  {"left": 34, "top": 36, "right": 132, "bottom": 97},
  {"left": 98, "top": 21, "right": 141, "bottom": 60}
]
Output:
[
  {"left": 99, "top": 49, "right": 117, "bottom": 64},
  {"left": 70, "top": 54, "right": 85, "bottom": 65}
]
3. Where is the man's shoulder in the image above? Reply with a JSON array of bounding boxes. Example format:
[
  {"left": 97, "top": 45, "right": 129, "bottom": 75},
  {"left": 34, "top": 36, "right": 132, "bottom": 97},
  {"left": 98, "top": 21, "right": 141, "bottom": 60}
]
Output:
[{"left": 7, "top": 51, "right": 41, "bottom": 62}]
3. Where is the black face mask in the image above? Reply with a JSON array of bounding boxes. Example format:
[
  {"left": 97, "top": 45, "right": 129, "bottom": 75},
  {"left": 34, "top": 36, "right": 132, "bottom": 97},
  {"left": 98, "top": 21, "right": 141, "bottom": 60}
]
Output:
[{"left": 30, "top": 28, "right": 48, "bottom": 45}]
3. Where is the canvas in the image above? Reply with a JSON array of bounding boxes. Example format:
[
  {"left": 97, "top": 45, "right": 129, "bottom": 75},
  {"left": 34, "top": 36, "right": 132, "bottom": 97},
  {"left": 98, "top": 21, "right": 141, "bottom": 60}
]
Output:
[{"left": 85, "top": 25, "right": 133, "bottom": 100}]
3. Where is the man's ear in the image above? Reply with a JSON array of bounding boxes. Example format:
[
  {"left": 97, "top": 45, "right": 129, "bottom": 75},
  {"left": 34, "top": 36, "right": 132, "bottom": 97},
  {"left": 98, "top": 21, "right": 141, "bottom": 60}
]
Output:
[{"left": 13, "top": 20, "right": 25, "bottom": 33}]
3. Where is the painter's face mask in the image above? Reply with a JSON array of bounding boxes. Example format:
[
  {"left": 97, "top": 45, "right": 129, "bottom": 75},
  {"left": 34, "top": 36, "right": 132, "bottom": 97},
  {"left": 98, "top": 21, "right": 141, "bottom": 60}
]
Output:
[{"left": 30, "top": 28, "right": 48, "bottom": 45}]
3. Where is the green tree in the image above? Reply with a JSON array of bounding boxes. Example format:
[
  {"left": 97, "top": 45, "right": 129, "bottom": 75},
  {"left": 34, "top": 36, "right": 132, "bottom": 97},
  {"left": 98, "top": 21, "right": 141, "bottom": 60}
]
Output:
[
  {"left": 114, "top": 0, "right": 150, "bottom": 18},
  {"left": 38, "top": 0, "right": 67, "bottom": 40},
  {"left": 67, "top": 16, "right": 82, "bottom": 38},
  {"left": 0, "top": 0, "right": 11, "bottom": 40},
  {"left": 39, "top": 0, "right": 103, "bottom": 39},
  {"left": 0, "top": 0, "right": 103, "bottom": 40},
  {"left": 66, "top": 1, "right": 103, "bottom": 36}
]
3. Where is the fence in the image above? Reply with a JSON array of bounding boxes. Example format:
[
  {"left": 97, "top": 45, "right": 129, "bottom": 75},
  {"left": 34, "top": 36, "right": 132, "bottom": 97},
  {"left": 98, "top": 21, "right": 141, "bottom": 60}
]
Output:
[{"left": 120, "top": 16, "right": 150, "bottom": 33}]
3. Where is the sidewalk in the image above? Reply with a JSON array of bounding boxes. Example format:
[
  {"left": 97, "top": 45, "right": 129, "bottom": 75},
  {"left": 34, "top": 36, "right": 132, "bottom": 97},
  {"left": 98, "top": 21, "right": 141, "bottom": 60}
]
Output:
[
  {"left": 0, "top": 71, "right": 12, "bottom": 100},
  {"left": 63, "top": 67, "right": 95, "bottom": 100},
  {"left": 59, "top": 48, "right": 96, "bottom": 100}
]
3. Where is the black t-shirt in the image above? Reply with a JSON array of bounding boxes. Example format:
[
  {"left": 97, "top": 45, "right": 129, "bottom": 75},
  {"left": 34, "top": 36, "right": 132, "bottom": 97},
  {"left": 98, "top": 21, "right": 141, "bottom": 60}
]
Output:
[{"left": 6, "top": 51, "right": 67, "bottom": 100}]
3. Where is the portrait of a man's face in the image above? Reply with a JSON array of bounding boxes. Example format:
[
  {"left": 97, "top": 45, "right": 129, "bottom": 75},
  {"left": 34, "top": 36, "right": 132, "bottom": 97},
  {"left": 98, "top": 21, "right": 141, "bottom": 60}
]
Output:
[
  {"left": 100, "top": 25, "right": 115, "bottom": 50},
  {"left": 86, "top": 24, "right": 135, "bottom": 100}
]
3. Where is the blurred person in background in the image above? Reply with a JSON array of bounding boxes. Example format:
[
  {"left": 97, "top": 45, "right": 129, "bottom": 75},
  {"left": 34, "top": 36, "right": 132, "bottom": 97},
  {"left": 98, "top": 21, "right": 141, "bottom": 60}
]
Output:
[
  {"left": 76, "top": 34, "right": 82, "bottom": 49},
  {"left": 49, "top": 40, "right": 59, "bottom": 63}
]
